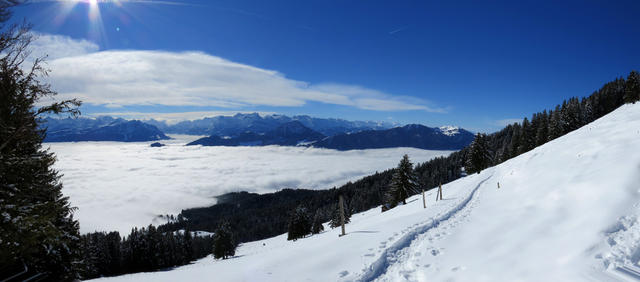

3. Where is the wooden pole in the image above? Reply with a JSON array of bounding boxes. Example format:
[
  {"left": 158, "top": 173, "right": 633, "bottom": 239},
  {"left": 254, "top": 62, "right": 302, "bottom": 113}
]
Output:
[
  {"left": 339, "top": 195, "right": 346, "bottom": 237},
  {"left": 497, "top": 182, "right": 500, "bottom": 189},
  {"left": 422, "top": 189, "right": 426, "bottom": 208},
  {"left": 439, "top": 183, "right": 443, "bottom": 200}
]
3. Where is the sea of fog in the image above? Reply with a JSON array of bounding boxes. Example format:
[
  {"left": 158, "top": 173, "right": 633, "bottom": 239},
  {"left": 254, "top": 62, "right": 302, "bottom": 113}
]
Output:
[{"left": 47, "top": 135, "right": 453, "bottom": 234}]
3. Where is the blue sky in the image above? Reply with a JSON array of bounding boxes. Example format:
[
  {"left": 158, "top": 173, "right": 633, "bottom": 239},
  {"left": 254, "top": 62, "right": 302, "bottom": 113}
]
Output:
[{"left": 11, "top": 0, "right": 640, "bottom": 132}]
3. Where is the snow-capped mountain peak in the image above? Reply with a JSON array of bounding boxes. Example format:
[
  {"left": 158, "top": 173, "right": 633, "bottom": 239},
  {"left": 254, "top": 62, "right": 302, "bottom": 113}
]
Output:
[{"left": 438, "top": 125, "right": 460, "bottom": 136}]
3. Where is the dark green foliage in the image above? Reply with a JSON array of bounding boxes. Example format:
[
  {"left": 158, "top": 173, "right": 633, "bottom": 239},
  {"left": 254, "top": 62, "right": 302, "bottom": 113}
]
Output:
[
  {"left": 287, "top": 206, "right": 312, "bottom": 241},
  {"left": 78, "top": 226, "right": 213, "bottom": 279},
  {"left": 625, "top": 70, "right": 640, "bottom": 104},
  {"left": 311, "top": 210, "right": 325, "bottom": 234},
  {"left": 0, "top": 4, "right": 83, "bottom": 280},
  {"left": 385, "top": 154, "right": 418, "bottom": 207},
  {"left": 329, "top": 201, "right": 351, "bottom": 228},
  {"left": 466, "top": 133, "right": 491, "bottom": 174},
  {"left": 213, "top": 221, "right": 236, "bottom": 259}
]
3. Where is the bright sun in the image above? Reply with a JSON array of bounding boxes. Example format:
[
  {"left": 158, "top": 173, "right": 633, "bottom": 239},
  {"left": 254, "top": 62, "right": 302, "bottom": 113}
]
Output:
[{"left": 89, "top": 0, "right": 98, "bottom": 5}]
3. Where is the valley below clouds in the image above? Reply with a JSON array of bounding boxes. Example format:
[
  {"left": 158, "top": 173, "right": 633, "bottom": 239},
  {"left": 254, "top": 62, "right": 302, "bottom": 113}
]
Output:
[{"left": 48, "top": 135, "right": 452, "bottom": 234}]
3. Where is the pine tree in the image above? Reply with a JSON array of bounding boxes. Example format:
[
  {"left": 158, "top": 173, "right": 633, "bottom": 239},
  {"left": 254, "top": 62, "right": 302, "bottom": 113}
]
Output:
[
  {"left": 287, "top": 206, "right": 312, "bottom": 241},
  {"left": 212, "top": 221, "right": 235, "bottom": 259},
  {"left": 311, "top": 210, "right": 324, "bottom": 234},
  {"left": 548, "top": 106, "right": 563, "bottom": 141},
  {"left": 385, "top": 154, "right": 418, "bottom": 207},
  {"left": 329, "top": 201, "right": 351, "bottom": 228},
  {"left": 624, "top": 70, "right": 640, "bottom": 104},
  {"left": 466, "top": 133, "right": 491, "bottom": 174},
  {"left": 0, "top": 4, "right": 83, "bottom": 280}
]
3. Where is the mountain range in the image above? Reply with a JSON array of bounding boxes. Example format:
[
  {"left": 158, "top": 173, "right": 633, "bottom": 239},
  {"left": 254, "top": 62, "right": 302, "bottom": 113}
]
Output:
[
  {"left": 145, "top": 113, "right": 395, "bottom": 136},
  {"left": 42, "top": 117, "right": 169, "bottom": 142},
  {"left": 188, "top": 121, "right": 474, "bottom": 150},
  {"left": 313, "top": 124, "right": 474, "bottom": 150},
  {"left": 41, "top": 114, "right": 474, "bottom": 150},
  {"left": 187, "top": 121, "right": 325, "bottom": 147}
]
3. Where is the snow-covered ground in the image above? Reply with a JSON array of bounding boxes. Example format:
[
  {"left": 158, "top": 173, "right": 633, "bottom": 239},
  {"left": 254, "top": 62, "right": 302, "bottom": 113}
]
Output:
[
  {"left": 47, "top": 136, "right": 452, "bottom": 234},
  {"left": 95, "top": 103, "right": 640, "bottom": 281}
]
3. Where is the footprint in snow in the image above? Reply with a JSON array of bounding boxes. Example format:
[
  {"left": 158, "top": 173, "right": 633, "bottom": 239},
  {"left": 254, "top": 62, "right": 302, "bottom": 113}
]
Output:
[
  {"left": 364, "top": 253, "right": 374, "bottom": 257},
  {"left": 339, "top": 271, "right": 349, "bottom": 277},
  {"left": 431, "top": 249, "right": 440, "bottom": 256}
]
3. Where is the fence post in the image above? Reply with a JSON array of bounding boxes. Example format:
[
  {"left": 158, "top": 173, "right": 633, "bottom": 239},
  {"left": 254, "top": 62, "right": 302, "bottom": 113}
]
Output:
[{"left": 339, "top": 195, "right": 346, "bottom": 237}]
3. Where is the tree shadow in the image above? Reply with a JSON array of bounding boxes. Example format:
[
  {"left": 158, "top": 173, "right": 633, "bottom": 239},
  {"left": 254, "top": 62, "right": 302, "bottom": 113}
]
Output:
[
  {"left": 350, "top": 230, "right": 380, "bottom": 234},
  {"left": 439, "top": 197, "right": 457, "bottom": 201}
]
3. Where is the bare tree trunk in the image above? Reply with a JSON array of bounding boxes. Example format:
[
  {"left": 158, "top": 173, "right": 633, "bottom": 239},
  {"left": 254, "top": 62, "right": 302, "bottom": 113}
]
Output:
[{"left": 339, "top": 195, "right": 346, "bottom": 237}]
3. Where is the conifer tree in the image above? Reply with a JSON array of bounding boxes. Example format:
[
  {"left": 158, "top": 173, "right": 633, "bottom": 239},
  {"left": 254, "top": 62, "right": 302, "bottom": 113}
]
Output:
[
  {"left": 624, "top": 70, "right": 640, "bottom": 104},
  {"left": 212, "top": 221, "right": 235, "bottom": 259},
  {"left": 311, "top": 210, "right": 324, "bottom": 234},
  {"left": 287, "top": 206, "right": 312, "bottom": 241},
  {"left": 466, "top": 133, "right": 491, "bottom": 174},
  {"left": 0, "top": 3, "right": 83, "bottom": 280},
  {"left": 329, "top": 201, "right": 351, "bottom": 228},
  {"left": 385, "top": 154, "right": 418, "bottom": 207},
  {"left": 548, "top": 106, "right": 563, "bottom": 141}
]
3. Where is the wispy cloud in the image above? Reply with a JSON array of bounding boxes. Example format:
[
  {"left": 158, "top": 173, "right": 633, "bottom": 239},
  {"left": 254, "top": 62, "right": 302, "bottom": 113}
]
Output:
[
  {"left": 389, "top": 25, "right": 410, "bottom": 35},
  {"left": 34, "top": 34, "right": 446, "bottom": 114},
  {"left": 495, "top": 118, "right": 522, "bottom": 127}
]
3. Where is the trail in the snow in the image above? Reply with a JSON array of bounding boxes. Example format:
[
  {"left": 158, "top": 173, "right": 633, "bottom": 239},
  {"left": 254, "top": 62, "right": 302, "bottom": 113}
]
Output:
[
  {"left": 355, "top": 174, "right": 493, "bottom": 282},
  {"left": 377, "top": 174, "right": 491, "bottom": 281}
]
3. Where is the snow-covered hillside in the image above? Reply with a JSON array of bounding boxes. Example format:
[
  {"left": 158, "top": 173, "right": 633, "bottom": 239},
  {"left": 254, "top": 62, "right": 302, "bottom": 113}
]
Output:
[{"left": 96, "top": 103, "right": 640, "bottom": 281}]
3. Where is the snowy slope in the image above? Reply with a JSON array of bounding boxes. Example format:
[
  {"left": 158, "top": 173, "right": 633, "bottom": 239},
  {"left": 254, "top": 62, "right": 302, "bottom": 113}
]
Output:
[{"left": 95, "top": 103, "right": 640, "bottom": 281}]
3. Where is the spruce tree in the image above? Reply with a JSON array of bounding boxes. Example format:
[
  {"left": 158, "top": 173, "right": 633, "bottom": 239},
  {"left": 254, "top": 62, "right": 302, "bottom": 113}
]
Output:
[
  {"left": 0, "top": 4, "right": 83, "bottom": 280},
  {"left": 385, "top": 154, "right": 418, "bottom": 207},
  {"left": 212, "top": 221, "right": 235, "bottom": 259},
  {"left": 548, "top": 106, "right": 563, "bottom": 141},
  {"left": 311, "top": 210, "right": 324, "bottom": 234},
  {"left": 466, "top": 133, "right": 491, "bottom": 174},
  {"left": 329, "top": 201, "right": 351, "bottom": 228},
  {"left": 287, "top": 206, "right": 312, "bottom": 241},
  {"left": 624, "top": 70, "right": 640, "bottom": 104}
]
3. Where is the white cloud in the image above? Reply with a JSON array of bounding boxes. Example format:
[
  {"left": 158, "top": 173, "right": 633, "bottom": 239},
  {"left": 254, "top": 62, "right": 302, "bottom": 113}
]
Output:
[
  {"left": 31, "top": 33, "right": 99, "bottom": 60},
  {"left": 48, "top": 137, "right": 452, "bottom": 233},
  {"left": 34, "top": 33, "right": 446, "bottom": 113}
]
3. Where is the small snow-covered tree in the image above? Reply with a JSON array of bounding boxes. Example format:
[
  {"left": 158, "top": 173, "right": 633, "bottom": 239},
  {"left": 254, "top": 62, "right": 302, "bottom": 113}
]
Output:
[
  {"left": 212, "top": 221, "right": 235, "bottom": 259},
  {"left": 385, "top": 154, "right": 418, "bottom": 207}
]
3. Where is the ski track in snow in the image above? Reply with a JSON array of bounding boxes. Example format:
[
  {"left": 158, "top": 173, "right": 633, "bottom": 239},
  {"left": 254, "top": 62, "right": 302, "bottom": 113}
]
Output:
[{"left": 354, "top": 175, "right": 493, "bottom": 282}]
